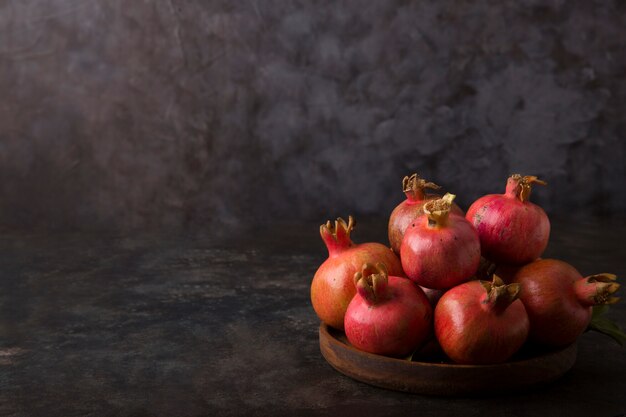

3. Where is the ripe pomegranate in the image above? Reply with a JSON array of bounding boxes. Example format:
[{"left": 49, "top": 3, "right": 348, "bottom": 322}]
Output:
[
  {"left": 420, "top": 286, "right": 444, "bottom": 308},
  {"left": 388, "top": 173, "right": 462, "bottom": 254},
  {"left": 435, "top": 276, "right": 530, "bottom": 364},
  {"left": 511, "top": 259, "right": 619, "bottom": 347},
  {"left": 310, "top": 216, "right": 403, "bottom": 330},
  {"left": 344, "top": 263, "right": 432, "bottom": 357},
  {"left": 466, "top": 174, "right": 549, "bottom": 265},
  {"left": 401, "top": 193, "right": 481, "bottom": 290}
]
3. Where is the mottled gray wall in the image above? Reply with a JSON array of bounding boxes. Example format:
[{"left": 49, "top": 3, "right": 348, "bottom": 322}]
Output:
[{"left": 0, "top": 0, "right": 624, "bottom": 232}]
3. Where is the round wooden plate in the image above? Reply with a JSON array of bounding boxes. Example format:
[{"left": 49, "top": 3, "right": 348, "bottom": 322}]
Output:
[{"left": 319, "top": 323, "right": 577, "bottom": 396}]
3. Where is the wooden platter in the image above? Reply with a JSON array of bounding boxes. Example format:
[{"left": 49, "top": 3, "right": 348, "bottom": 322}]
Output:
[{"left": 319, "top": 323, "right": 577, "bottom": 396}]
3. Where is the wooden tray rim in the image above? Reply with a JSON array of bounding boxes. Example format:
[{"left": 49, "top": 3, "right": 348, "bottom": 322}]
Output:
[{"left": 319, "top": 322, "right": 578, "bottom": 395}]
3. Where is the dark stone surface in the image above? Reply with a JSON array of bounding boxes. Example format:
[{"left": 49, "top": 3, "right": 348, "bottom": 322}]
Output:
[
  {"left": 1, "top": 1, "right": 625, "bottom": 233},
  {"left": 1, "top": 215, "right": 625, "bottom": 416}
]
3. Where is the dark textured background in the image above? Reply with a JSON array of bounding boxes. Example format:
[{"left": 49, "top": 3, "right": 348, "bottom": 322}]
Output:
[{"left": 1, "top": 0, "right": 625, "bottom": 233}]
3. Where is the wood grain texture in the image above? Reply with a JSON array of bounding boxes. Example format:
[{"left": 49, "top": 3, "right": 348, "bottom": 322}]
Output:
[
  {"left": 0, "top": 219, "right": 623, "bottom": 415},
  {"left": 320, "top": 323, "right": 578, "bottom": 396}
]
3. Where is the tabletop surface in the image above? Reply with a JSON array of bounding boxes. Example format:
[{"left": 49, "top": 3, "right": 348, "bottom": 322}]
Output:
[{"left": 1, "top": 215, "right": 625, "bottom": 416}]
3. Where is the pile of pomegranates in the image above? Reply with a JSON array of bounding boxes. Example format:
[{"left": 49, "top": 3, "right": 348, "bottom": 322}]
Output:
[{"left": 310, "top": 173, "right": 623, "bottom": 365}]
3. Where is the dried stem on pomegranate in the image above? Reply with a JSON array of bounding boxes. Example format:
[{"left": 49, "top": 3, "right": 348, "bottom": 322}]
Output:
[
  {"left": 480, "top": 275, "right": 522, "bottom": 313},
  {"left": 475, "top": 257, "right": 497, "bottom": 281},
  {"left": 402, "top": 173, "right": 440, "bottom": 202},
  {"left": 574, "top": 273, "right": 620, "bottom": 306},
  {"left": 319, "top": 215, "right": 355, "bottom": 256},
  {"left": 423, "top": 193, "right": 456, "bottom": 228},
  {"left": 507, "top": 174, "right": 547, "bottom": 202},
  {"left": 354, "top": 263, "right": 389, "bottom": 304}
]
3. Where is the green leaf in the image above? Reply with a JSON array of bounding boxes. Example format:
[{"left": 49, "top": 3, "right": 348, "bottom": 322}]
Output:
[
  {"left": 591, "top": 304, "right": 609, "bottom": 320},
  {"left": 587, "top": 305, "right": 626, "bottom": 346}
]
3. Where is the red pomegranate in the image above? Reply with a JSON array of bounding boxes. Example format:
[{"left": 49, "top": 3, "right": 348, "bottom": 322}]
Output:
[
  {"left": 344, "top": 263, "right": 432, "bottom": 357},
  {"left": 388, "top": 174, "right": 463, "bottom": 254},
  {"left": 466, "top": 174, "right": 549, "bottom": 265},
  {"left": 310, "top": 216, "right": 404, "bottom": 330},
  {"left": 419, "top": 286, "right": 444, "bottom": 308},
  {"left": 401, "top": 193, "right": 481, "bottom": 290},
  {"left": 511, "top": 259, "right": 619, "bottom": 347},
  {"left": 435, "top": 276, "right": 530, "bottom": 364}
]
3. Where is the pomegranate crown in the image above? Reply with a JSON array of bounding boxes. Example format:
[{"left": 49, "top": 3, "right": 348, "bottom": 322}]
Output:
[
  {"left": 423, "top": 193, "right": 456, "bottom": 227},
  {"left": 577, "top": 272, "right": 620, "bottom": 305},
  {"left": 319, "top": 215, "right": 355, "bottom": 255},
  {"left": 480, "top": 275, "right": 522, "bottom": 313},
  {"left": 507, "top": 174, "right": 547, "bottom": 202},
  {"left": 402, "top": 173, "right": 440, "bottom": 201},
  {"left": 475, "top": 257, "right": 497, "bottom": 281},
  {"left": 354, "top": 263, "right": 389, "bottom": 304}
]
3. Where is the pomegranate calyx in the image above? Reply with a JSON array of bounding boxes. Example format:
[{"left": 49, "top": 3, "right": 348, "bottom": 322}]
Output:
[
  {"left": 506, "top": 174, "right": 547, "bottom": 203},
  {"left": 575, "top": 273, "right": 620, "bottom": 306},
  {"left": 423, "top": 193, "right": 455, "bottom": 228},
  {"left": 480, "top": 275, "right": 521, "bottom": 313},
  {"left": 475, "top": 257, "right": 497, "bottom": 281},
  {"left": 354, "top": 263, "right": 389, "bottom": 304},
  {"left": 402, "top": 173, "right": 440, "bottom": 202},
  {"left": 320, "top": 216, "right": 355, "bottom": 256}
]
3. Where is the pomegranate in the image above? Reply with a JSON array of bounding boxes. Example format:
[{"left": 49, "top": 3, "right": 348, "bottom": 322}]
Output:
[
  {"left": 344, "top": 263, "right": 432, "bottom": 357},
  {"left": 388, "top": 174, "right": 440, "bottom": 254},
  {"left": 511, "top": 259, "right": 619, "bottom": 347},
  {"left": 388, "top": 173, "right": 462, "bottom": 254},
  {"left": 466, "top": 174, "right": 549, "bottom": 265},
  {"left": 401, "top": 193, "right": 481, "bottom": 290},
  {"left": 420, "top": 286, "right": 444, "bottom": 308},
  {"left": 416, "top": 261, "right": 517, "bottom": 360},
  {"left": 310, "top": 216, "right": 403, "bottom": 330},
  {"left": 435, "top": 276, "right": 530, "bottom": 364}
]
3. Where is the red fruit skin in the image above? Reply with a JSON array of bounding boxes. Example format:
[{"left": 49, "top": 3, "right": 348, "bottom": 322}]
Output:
[
  {"left": 420, "top": 286, "right": 444, "bottom": 308},
  {"left": 344, "top": 276, "right": 432, "bottom": 357},
  {"left": 388, "top": 199, "right": 463, "bottom": 254},
  {"left": 401, "top": 215, "right": 481, "bottom": 290},
  {"left": 511, "top": 259, "right": 597, "bottom": 347},
  {"left": 466, "top": 194, "right": 550, "bottom": 265},
  {"left": 434, "top": 281, "right": 529, "bottom": 364},
  {"left": 311, "top": 243, "right": 403, "bottom": 330},
  {"left": 388, "top": 198, "right": 435, "bottom": 254}
]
